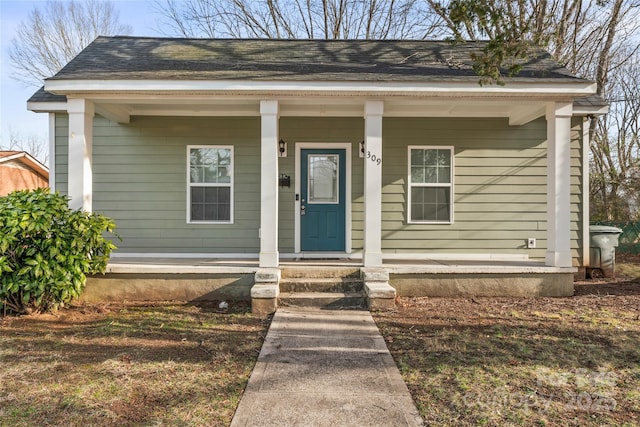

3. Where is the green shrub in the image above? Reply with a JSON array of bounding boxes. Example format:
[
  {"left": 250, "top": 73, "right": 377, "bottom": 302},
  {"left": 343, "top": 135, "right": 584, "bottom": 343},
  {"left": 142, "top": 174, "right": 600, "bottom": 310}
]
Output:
[{"left": 0, "top": 189, "right": 117, "bottom": 314}]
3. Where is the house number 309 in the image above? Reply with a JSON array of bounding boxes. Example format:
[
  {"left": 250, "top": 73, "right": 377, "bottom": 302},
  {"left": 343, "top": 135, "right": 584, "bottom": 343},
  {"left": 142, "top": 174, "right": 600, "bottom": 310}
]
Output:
[{"left": 367, "top": 151, "right": 382, "bottom": 166}]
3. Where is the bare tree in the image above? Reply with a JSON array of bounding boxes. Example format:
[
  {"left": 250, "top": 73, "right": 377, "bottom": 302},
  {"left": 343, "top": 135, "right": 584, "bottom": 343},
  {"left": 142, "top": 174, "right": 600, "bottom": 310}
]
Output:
[
  {"left": 427, "top": 0, "right": 640, "bottom": 86},
  {"left": 427, "top": 0, "right": 640, "bottom": 220},
  {"left": 9, "top": 0, "right": 132, "bottom": 87},
  {"left": 152, "top": 0, "right": 444, "bottom": 39},
  {"left": 1, "top": 129, "right": 49, "bottom": 166},
  {"left": 591, "top": 51, "right": 640, "bottom": 221}
]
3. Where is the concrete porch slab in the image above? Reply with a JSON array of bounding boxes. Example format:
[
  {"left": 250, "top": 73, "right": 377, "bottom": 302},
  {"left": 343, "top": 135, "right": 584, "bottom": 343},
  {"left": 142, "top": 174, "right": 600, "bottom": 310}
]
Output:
[{"left": 81, "top": 257, "right": 576, "bottom": 304}]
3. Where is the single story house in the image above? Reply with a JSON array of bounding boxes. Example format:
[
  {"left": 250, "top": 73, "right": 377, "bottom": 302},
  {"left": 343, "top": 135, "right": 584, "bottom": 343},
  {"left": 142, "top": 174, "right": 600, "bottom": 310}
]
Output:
[
  {"left": 28, "top": 37, "right": 608, "bottom": 311},
  {"left": 0, "top": 151, "right": 49, "bottom": 196}
]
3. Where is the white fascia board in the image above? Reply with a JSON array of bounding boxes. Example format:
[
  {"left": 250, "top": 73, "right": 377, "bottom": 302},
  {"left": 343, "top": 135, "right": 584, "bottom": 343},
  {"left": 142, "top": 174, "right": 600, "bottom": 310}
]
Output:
[
  {"left": 27, "top": 101, "right": 68, "bottom": 113},
  {"left": 45, "top": 79, "right": 597, "bottom": 97},
  {"left": 0, "top": 152, "right": 49, "bottom": 176}
]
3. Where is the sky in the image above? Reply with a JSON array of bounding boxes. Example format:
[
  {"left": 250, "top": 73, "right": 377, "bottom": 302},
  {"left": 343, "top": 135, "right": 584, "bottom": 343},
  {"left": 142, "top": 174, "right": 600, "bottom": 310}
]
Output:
[{"left": 0, "top": 0, "right": 162, "bottom": 163}]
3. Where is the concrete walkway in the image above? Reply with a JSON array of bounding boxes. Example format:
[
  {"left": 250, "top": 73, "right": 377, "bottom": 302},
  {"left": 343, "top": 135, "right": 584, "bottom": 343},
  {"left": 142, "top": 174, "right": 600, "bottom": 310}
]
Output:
[{"left": 230, "top": 308, "right": 423, "bottom": 427}]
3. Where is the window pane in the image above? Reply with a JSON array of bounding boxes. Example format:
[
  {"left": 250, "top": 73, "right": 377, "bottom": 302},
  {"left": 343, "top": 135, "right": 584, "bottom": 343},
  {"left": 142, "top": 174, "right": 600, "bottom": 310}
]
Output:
[
  {"left": 411, "top": 166, "right": 424, "bottom": 183},
  {"left": 191, "top": 187, "right": 205, "bottom": 203},
  {"left": 410, "top": 148, "right": 452, "bottom": 184},
  {"left": 424, "top": 166, "right": 438, "bottom": 183},
  {"left": 191, "top": 203, "right": 204, "bottom": 221},
  {"left": 190, "top": 165, "right": 203, "bottom": 183},
  {"left": 190, "top": 148, "right": 232, "bottom": 184},
  {"left": 438, "top": 166, "right": 451, "bottom": 184},
  {"left": 411, "top": 203, "right": 423, "bottom": 221},
  {"left": 438, "top": 150, "right": 451, "bottom": 167},
  {"left": 218, "top": 165, "right": 231, "bottom": 183},
  {"left": 424, "top": 149, "right": 437, "bottom": 166},
  {"left": 411, "top": 149, "right": 425, "bottom": 167},
  {"left": 204, "top": 165, "right": 218, "bottom": 183},
  {"left": 191, "top": 186, "right": 231, "bottom": 222},
  {"left": 411, "top": 187, "right": 450, "bottom": 222},
  {"left": 216, "top": 187, "right": 230, "bottom": 203},
  {"left": 309, "top": 155, "right": 338, "bottom": 203}
]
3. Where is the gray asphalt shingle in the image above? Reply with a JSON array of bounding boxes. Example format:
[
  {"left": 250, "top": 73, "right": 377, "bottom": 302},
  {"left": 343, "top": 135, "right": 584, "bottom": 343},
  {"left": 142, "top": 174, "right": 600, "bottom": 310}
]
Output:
[{"left": 46, "top": 36, "right": 588, "bottom": 83}]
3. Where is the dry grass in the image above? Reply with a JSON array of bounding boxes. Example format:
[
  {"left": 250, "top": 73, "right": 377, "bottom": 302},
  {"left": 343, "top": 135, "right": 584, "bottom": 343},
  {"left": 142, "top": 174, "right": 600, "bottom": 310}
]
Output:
[
  {"left": 2, "top": 257, "right": 639, "bottom": 427},
  {"left": 374, "top": 261, "right": 640, "bottom": 426},
  {"left": 0, "top": 303, "right": 270, "bottom": 427}
]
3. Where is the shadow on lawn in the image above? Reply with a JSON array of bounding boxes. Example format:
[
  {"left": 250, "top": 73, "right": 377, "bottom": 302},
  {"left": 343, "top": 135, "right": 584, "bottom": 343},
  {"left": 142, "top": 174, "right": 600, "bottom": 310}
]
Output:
[
  {"left": 379, "top": 320, "right": 640, "bottom": 370},
  {"left": 574, "top": 277, "right": 640, "bottom": 296},
  {"left": 0, "top": 303, "right": 270, "bottom": 365}
]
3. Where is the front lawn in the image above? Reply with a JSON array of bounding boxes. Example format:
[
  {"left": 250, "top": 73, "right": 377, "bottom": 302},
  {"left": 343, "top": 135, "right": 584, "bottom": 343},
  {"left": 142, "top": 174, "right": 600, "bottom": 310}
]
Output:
[
  {"left": 374, "top": 261, "right": 640, "bottom": 426},
  {"left": 0, "top": 303, "right": 269, "bottom": 426}
]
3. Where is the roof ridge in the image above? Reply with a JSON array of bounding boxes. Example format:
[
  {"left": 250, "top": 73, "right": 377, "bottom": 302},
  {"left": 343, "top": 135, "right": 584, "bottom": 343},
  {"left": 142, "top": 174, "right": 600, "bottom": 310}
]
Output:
[{"left": 97, "top": 35, "right": 489, "bottom": 43}]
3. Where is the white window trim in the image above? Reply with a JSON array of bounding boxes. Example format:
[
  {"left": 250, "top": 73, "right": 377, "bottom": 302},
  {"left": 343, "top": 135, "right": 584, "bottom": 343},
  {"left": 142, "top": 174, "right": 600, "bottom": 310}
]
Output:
[
  {"left": 186, "top": 145, "right": 234, "bottom": 224},
  {"left": 407, "top": 145, "right": 454, "bottom": 224}
]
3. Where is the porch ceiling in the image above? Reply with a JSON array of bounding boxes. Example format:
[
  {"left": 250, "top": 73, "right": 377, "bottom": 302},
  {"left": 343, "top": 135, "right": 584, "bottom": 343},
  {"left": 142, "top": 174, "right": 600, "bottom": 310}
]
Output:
[{"left": 90, "top": 96, "right": 548, "bottom": 126}]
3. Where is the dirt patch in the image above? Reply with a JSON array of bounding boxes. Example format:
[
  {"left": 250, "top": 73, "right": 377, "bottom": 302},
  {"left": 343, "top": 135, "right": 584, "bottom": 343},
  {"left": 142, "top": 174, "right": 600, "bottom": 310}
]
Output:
[
  {"left": 0, "top": 301, "right": 270, "bottom": 427},
  {"left": 374, "top": 259, "right": 640, "bottom": 426}
]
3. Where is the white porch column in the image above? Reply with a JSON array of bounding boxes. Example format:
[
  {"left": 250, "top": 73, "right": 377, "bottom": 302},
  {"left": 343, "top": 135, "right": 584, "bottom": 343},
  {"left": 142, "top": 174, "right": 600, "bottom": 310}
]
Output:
[
  {"left": 581, "top": 117, "right": 591, "bottom": 268},
  {"left": 259, "top": 100, "right": 280, "bottom": 267},
  {"left": 545, "top": 102, "right": 573, "bottom": 267},
  {"left": 363, "top": 101, "right": 384, "bottom": 267},
  {"left": 67, "top": 98, "right": 94, "bottom": 212}
]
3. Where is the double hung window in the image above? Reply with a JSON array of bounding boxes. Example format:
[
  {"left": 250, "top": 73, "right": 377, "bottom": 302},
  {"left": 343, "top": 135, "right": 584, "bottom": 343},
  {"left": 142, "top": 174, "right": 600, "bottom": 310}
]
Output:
[
  {"left": 408, "top": 146, "right": 453, "bottom": 223},
  {"left": 188, "top": 146, "right": 233, "bottom": 223}
]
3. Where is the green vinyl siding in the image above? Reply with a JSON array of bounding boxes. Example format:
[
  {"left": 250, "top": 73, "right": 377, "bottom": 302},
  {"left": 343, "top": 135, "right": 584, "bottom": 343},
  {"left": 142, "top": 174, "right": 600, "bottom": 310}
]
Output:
[
  {"left": 54, "top": 114, "right": 69, "bottom": 194},
  {"left": 58, "top": 115, "right": 262, "bottom": 254},
  {"left": 380, "top": 117, "right": 585, "bottom": 263}
]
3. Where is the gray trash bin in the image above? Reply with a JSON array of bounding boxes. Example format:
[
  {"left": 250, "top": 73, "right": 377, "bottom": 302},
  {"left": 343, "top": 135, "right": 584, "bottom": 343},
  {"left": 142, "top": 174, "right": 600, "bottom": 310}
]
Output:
[{"left": 588, "top": 225, "right": 623, "bottom": 278}]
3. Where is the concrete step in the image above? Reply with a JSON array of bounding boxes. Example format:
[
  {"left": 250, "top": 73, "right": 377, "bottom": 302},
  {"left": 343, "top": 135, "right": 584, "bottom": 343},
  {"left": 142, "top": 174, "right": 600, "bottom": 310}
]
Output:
[
  {"left": 279, "top": 278, "right": 363, "bottom": 293},
  {"left": 281, "top": 267, "right": 361, "bottom": 279},
  {"left": 279, "top": 292, "right": 366, "bottom": 309}
]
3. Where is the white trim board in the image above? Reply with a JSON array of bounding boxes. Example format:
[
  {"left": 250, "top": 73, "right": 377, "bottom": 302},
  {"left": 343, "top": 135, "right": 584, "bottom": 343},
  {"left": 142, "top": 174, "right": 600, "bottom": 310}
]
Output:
[
  {"left": 109, "top": 252, "right": 530, "bottom": 261},
  {"left": 46, "top": 79, "right": 597, "bottom": 96}
]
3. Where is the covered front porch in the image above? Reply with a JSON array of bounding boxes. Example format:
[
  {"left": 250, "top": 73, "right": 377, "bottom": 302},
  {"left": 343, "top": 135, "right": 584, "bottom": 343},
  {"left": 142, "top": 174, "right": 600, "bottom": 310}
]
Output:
[{"left": 50, "top": 97, "right": 582, "bottom": 269}]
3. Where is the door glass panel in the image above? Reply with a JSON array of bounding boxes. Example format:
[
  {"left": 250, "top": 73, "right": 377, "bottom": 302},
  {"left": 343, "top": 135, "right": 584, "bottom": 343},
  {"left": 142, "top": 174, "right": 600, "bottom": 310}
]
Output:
[{"left": 308, "top": 154, "right": 338, "bottom": 204}]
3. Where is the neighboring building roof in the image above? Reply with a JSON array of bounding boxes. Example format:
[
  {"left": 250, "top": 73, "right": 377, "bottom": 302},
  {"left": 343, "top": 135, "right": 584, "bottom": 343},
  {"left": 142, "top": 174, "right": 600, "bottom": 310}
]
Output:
[
  {"left": 0, "top": 151, "right": 49, "bottom": 179},
  {"left": 47, "top": 36, "right": 590, "bottom": 83}
]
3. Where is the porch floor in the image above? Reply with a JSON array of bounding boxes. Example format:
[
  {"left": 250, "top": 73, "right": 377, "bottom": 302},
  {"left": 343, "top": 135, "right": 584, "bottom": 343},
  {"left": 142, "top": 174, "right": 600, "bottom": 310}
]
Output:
[
  {"left": 106, "top": 256, "right": 575, "bottom": 274},
  {"left": 84, "top": 256, "right": 576, "bottom": 304}
]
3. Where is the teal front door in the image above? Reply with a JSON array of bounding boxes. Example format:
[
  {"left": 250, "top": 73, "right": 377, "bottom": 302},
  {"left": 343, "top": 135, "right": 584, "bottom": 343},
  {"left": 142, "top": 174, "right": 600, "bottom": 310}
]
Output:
[{"left": 300, "top": 149, "right": 346, "bottom": 251}]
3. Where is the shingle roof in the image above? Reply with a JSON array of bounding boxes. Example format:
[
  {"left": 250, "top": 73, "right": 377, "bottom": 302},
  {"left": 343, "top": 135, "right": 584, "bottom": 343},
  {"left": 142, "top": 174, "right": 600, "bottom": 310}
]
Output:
[
  {"left": 47, "top": 36, "right": 589, "bottom": 83},
  {"left": 28, "top": 86, "right": 67, "bottom": 103},
  {"left": 573, "top": 94, "right": 609, "bottom": 109}
]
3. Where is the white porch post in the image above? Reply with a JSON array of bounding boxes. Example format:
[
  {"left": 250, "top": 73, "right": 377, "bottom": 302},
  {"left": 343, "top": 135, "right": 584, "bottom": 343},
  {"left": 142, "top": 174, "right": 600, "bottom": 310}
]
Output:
[
  {"left": 259, "top": 100, "right": 280, "bottom": 267},
  {"left": 67, "top": 98, "right": 94, "bottom": 212},
  {"left": 363, "top": 101, "right": 384, "bottom": 267},
  {"left": 581, "top": 117, "right": 591, "bottom": 268},
  {"left": 48, "top": 113, "right": 56, "bottom": 191},
  {"left": 545, "top": 102, "right": 573, "bottom": 267}
]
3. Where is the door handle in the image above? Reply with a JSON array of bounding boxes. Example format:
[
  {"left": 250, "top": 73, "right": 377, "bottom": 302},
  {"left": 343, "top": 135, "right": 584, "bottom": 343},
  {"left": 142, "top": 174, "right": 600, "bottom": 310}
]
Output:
[{"left": 300, "top": 205, "right": 306, "bottom": 216}]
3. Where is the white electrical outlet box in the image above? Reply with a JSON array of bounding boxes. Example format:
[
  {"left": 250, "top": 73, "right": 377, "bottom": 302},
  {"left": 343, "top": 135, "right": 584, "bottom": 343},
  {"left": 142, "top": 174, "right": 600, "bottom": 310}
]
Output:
[{"left": 527, "top": 238, "right": 536, "bottom": 249}]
